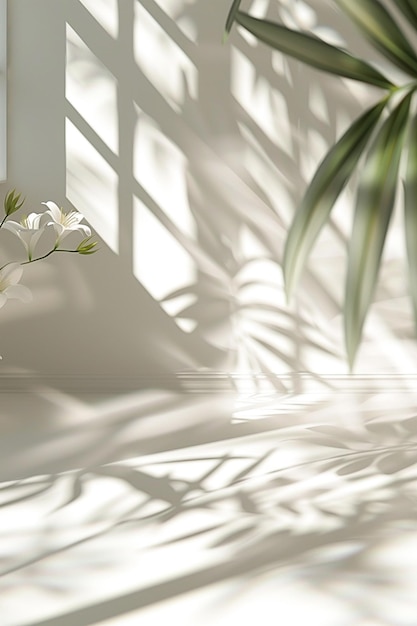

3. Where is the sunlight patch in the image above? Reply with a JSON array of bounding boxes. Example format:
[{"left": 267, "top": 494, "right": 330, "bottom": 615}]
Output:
[
  {"left": 133, "top": 110, "right": 195, "bottom": 239},
  {"left": 133, "top": 196, "right": 196, "bottom": 330},
  {"left": 134, "top": 2, "right": 198, "bottom": 113},
  {"left": 231, "top": 48, "right": 293, "bottom": 158},
  {"left": 156, "top": 0, "right": 198, "bottom": 42},
  {"left": 66, "top": 118, "right": 118, "bottom": 253},
  {"left": 309, "top": 83, "right": 330, "bottom": 125},
  {"left": 249, "top": 0, "right": 269, "bottom": 20},
  {"left": 78, "top": 0, "right": 118, "bottom": 38},
  {"left": 66, "top": 25, "right": 118, "bottom": 154}
]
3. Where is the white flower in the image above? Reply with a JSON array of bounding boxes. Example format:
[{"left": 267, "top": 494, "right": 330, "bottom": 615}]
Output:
[
  {"left": 3, "top": 213, "right": 46, "bottom": 260},
  {"left": 42, "top": 202, "right": 91, "bottom": 244},
  {"left": 0, "top": 263, "right": 32, "bottom": 309}
]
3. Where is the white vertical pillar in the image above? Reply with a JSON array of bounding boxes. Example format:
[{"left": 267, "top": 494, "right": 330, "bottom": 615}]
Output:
[{"left": 0, "top": 0, "right": 6, "bottom": 182}]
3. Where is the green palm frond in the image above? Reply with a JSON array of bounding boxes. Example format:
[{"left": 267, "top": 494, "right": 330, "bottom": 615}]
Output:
[
  {"left": 284, "top": 98, "right": 387, "bottom": 301},
  {"left": 224, "top": 0, "right": 244, "bottom": 41},
  {"left": 232, "top": 11, "right": 393, "bottom": 89},
  {"left": 404, "top": 111, "right": 417, "bottom": 326},
  {"left": 335, "top": 0, "right": 417, "bottom": 76},
  {"left": 225, "top": 1, "right": 417, "bottom": 367},
  {"left": 344, "top": 91, "right": 412, "bottom": 368},
  {"left": 396, "top": 0, "right": 417, "bottom": 30}
]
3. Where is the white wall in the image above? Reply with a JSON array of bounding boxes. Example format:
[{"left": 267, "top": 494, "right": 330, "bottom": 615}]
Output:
[
  {"left": 2, "top": 0, "right": 222, "bottom": 390},
  {"left": 1, "top": 0, "right": 416, "bottom": 394}
]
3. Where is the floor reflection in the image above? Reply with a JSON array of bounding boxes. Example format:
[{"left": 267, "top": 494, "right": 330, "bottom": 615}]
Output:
[{"left": 1, "top": 388, "right": 417, "bottom": 625}]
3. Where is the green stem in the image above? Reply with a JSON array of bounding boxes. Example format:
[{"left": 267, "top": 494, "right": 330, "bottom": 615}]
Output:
[
  {"left": 389, "top": 80, "right": 417, "bottom": 97},
  {"left": 0, "top": 248, "right": 77, "bottom": 273},
  {"left": 20, "top": 248, "right": 78, "bottom": 266}
]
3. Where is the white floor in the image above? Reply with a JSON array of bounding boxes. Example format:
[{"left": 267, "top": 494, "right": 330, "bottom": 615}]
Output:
[{"left": 2, "top": 388, "right": 417, "bottom": 626}]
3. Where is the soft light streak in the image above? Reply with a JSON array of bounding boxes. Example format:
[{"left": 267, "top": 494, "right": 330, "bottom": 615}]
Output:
[
  {"left": 79, "top": 0, "right": 118, "bottom": 39},
  {"left": 66, "top": 118, "right": 118, "bottom": 253},
  {"left": 133, "top": 196, "right": 196, "bottom": 332},
  {"left": 66, "top": 25, "right": 118, "bottom": 154},
  {"left": 134, "top": 2, "right": 198, "bottom": 113},
  {"left": 133, "top": 111, "right": 195, "bottom": 239},
  {"left": 231, "top": 48, "right": 293, "bottom": 151},
  {"left": 132, "top": 106, "right": 196, "bottom": 330}
]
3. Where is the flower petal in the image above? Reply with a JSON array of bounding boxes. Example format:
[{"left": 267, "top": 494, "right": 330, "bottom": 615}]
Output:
[
  {"left": 3, "top": 220, "right": 24, "bottom": 234},
  {"left": 5, "top": 284, "right": 32, "bottom": 302},
  {"left": 16, "top": 230, "right": 44, "bottom": 257},
  {"left": 78, "top": 224, "right": 91, "bottom": 237},
  {"left": 41, "top": 201, "right": 61, "bottom": 222},
  {"left": 49, "top": 223, "right": 66, "bottom": 237},
  {"left": 70, "top": 211, "right": 85, "bottom": 225},
  {"left": 0, "top": 262, "right": 23, "bottom": 286},
  {"left": 26, "top": 212, "right": 44, "bottom": 229},
  {"left": 28, "top": 228, "right": 46, "bottom": 252},
  {"left": 0, "top": 293, "right": 7, "bottom": 308}
]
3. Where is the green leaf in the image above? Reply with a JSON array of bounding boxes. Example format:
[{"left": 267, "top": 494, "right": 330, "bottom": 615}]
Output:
[
  {"left": 407, "top": 0, "right": 417, "bottom": 22},
  {"left": 396, "top": 0, "right": 417, "bottom": 32},
  {"left": 335, "top": 0, "right": 417, "bottom": 77},
  {"left": 224, "top": 0, "right": 244, "bottom": 41},
  {"left": 344, "top": 91, "right": 413, "bottom": 369},
  {"left": 284, "top": 99, "right": 387, "bottom": 300},
  {"left": 403, "top": 110, "right": 417, "bottom": 327},
  {"left": 234, "top": 11, "right": 394, "bottom": 89}
]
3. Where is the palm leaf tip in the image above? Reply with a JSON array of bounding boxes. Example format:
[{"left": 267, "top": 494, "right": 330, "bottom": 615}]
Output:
[
  {"left": 346, "top": 327, "right": 360, "bottom": 372},
  {"left": 224, "top": 0, "right": 244, "bottom": 40}
]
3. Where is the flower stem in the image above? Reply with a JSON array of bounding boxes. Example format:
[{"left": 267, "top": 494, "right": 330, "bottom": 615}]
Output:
[
  {"left": 20, "top": 248, "right": 78, "bottom": 265},
  {"left": 0, "top": 248, "right": 78, "bottom": 272}
]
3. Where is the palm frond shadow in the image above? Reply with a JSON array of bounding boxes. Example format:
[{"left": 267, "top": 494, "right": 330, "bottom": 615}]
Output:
[
  {"left": 64, "top": 0, "right": 412, "bottom": 380},
  {"left": 130, "top": 0, "right": 364, "bottom": 376},
  {"left": 4, "top": 402, "right": 417, "bottom": 624},
  {"left": 65, "top": 0, "right": 401, "bottom": 376},
  {"left": 159, "top": 206, "right": 341, "bottom": 393}
]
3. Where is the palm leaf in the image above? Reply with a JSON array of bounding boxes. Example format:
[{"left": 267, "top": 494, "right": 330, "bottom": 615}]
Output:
[
  {"left": 224, "top": 0, "right": 244, "bottom": 41},
  {"left": 335, "top": 0, "right": 417, "bottom": 77},
  {"left": 284, "top": 98, "right": 387, "bottom": 300},
  {"left": 396, "top": 0, "right": 417, "bottom": 31},
  {"left": 344, "top": 91, "right": 413, "bottom": 369},
  {"left": 408, "top": 0, "right": 417, "bottom": 13},
  {"left": 233, "top": 11, "right": 394, "bottom": 89},
  {"left": 403, "top": 110, "right": 417, "bottom": 326}
]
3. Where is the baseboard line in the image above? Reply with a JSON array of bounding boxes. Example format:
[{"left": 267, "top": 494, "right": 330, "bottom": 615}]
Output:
[{"left": 1, "top": 372, "right": 417, "bottom": 394}]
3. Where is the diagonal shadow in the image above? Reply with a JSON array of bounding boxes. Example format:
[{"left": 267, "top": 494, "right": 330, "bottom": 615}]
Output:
[
  {"left": 64, "top": 0, "right": 370, "bottom": 383},
  {"left": 4, "top": 397, "right": 417, "bottom": 625}
]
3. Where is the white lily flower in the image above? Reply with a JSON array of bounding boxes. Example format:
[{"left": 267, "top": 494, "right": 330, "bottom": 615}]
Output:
[
  {"left": 3, "top": 213, "right": 46, "bottom": 261},
  {"left": 0, "top": 263, "right": 32, "bottom": 309},
  {"left": 42, "top": 201, "right": 91, "bottom": 244}
]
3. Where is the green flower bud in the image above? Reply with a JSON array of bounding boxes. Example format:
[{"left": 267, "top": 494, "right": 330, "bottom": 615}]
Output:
[
  {"left": 4, "top": 189, "right": 25, "bottom": 217},
  {"left": 77, "top": 237, "right": 99, "bottom": 255}
]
